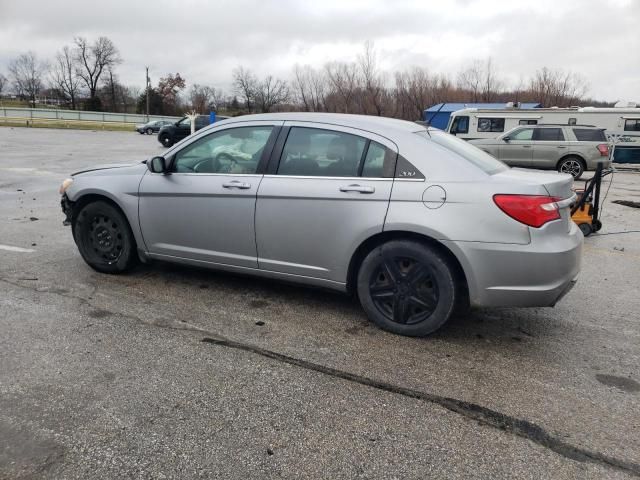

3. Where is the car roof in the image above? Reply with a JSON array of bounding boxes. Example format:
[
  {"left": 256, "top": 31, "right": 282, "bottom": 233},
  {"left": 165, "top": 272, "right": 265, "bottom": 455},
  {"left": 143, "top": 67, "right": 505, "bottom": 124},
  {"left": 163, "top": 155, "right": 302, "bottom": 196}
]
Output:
[{"left": 221, "top": 112, "right": 427, "bottom": 135}]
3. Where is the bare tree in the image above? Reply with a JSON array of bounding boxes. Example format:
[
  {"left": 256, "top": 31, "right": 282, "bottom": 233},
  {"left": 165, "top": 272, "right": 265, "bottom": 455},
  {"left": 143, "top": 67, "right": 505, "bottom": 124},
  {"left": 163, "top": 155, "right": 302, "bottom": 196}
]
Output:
[
  {"left": 254, "top": 75, "right": 289, "bottom": 113},
  {"left": 529, "top": 67, "right": 588, "bottom": 107},
  {"left": 292, "top": 65, "right": 326, "bottom": 112},
  {"left": 357, "top": 41, "right": 385, "bottom": 115},
  {"left": 324, "top": 61, "right": 359, "bottom": 113},
  {"left": 0, "top": 73, "right": 7, "bottom": 100},
  {"left": 233, "top": 66, "right": 258, "bottom": 112},
  {"left": 50, "top": 46, "right": 81, "bottom": 109},
  {"left": 8, "top": 52, "right": 48, "bottom": 107},
  {"left": 74, "top": 36, "right": 121, "bottom": 109},
  {"left": 457, "top": 58, "right": 502, "bottom": 102},
  {"left": 189, "top": 84, "right": 224, "bottom": 112}
]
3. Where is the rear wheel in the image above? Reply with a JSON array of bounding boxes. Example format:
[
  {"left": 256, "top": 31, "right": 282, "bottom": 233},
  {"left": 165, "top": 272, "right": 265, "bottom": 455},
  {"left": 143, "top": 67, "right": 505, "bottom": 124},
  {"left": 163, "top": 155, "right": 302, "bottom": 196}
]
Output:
[
  {"left": 357, "top": 240, "right": 457, "bottom": 336},
  {"left": 73, "top": 201, "right": 138, "bottom": 273},
  {"left": 146, "top": 127, "right": 153, "bottom": 135},
  {"left": 558, "top": 156, "right": 584, "bottom": 179},
  {"left": 160, "top": 134, "right": 173, "bottom": 147}
]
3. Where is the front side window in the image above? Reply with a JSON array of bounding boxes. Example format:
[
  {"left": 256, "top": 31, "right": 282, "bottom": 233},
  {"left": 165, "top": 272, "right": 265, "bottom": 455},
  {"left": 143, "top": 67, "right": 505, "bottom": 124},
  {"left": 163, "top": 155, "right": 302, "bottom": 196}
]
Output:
[
  {"left": 173, "top": 126, "right": 274, "bottom": 174},
  {"left": 450, "top": 116, "right": 469, "bottom": 134},
  {"left": 277, "top": 127, "right": 367, "bottom": 177},
  {"left": 533, "top": 128, "right": 565, "bottom": 141},
  {"left": 624, "top": 119, "right": 640, "bottom": 131},
  {"left": 478, "top": 118, "right": 505, "bottom": 132},
  {"left": 509, "top": 128, "right": 534, "bottom": 141}
]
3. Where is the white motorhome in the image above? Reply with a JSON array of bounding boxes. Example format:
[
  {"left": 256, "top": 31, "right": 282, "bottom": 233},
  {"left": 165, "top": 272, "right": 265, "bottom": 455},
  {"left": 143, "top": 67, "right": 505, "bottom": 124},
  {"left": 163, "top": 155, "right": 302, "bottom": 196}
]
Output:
[{"left": 446, "top": 106, "right": 640, "bottom": 163}]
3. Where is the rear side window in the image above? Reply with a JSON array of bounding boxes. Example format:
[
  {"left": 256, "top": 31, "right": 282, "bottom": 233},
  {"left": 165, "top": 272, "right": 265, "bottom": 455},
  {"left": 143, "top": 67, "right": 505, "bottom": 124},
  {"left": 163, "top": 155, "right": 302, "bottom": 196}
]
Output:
[
  {"left": 478, "top": 118, "right": 505, "bottom": 133},
  {"left": 277, "top": 127, "right": 395, "bottom": 178},
  {"left": 573, "top": 129, "right": 607, "bottom": 142},
  {"left": 533, "top": 128, "right": 565, "bottom": 141},
  {"left": 424, "top": 131, "right": 508, "bottom": 175},
  {"left": 624, "top": 119, "right": 640, "bottom": 131},
  {"left": 450, "top": 116, "right": 469, "bottom": 134}
]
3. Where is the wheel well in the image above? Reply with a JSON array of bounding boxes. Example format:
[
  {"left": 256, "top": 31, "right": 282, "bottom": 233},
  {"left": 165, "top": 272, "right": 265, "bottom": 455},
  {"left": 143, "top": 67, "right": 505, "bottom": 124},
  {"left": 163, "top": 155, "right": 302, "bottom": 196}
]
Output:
[
  {"left": 71, "top": 194, "right": 129, "bottom": 228},
  {"left": 557, "top": 154, "right": 585, "bottom": 170},
  {"left": 346, "top": 231, "right": 469, "bottom": 301}
]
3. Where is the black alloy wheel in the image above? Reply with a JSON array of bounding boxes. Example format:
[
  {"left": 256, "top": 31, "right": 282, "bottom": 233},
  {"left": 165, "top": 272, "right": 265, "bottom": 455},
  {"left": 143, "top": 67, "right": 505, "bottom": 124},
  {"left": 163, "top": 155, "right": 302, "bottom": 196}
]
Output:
[{"left": 357, "top": 240, "right": 457, "bottom": 336}]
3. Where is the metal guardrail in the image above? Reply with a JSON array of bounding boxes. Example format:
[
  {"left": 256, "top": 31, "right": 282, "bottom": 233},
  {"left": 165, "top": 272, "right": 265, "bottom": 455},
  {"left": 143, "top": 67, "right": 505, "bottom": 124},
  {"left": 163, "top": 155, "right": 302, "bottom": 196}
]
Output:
[{"left": 0, "top": 107, "right": 180, "bottom": 124}]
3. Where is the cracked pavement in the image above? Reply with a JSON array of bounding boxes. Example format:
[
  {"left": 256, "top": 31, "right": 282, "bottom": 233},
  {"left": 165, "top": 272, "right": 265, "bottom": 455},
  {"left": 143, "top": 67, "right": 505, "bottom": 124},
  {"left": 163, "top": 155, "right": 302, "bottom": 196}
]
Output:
[{"left": 1, "top": 127, "right": 639, "bottom": 479}]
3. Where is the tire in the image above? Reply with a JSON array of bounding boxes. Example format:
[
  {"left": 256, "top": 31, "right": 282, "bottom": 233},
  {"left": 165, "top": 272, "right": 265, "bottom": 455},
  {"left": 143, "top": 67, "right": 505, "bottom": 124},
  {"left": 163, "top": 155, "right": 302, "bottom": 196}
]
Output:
[
  {"left": 146, "top": 128, "right": 153, "bottom": 135},
  {"left": 356, "top": 240, "right": 457, "bottom": 336},
  {"left": 160, "top": 134, "right": 173, "bottom": 148},
  {"left": 593, "top": 219, "right": 602, "bottom": 232},
  {"left": 73, "top": 201, "right": 138, "bottom": 274},
  {"left": 558, "top": 156, "right": 584, "bottom": 179},
  {"left": 579, "top": 223, "right": 593, "bottom": 237}
]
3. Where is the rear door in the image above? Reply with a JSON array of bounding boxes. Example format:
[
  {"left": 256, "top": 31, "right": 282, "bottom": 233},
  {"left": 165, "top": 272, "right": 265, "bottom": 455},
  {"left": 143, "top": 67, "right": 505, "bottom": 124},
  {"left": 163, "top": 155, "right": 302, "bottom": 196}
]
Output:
[
  {"left": 255, "top": 123, "right": 397, "bottom": 284},
  {"left": 499, "top": 127, "right": 534, "bottom": 167},
  {"left": 531, "top": 127, "right": 565, "bottom": 169}
]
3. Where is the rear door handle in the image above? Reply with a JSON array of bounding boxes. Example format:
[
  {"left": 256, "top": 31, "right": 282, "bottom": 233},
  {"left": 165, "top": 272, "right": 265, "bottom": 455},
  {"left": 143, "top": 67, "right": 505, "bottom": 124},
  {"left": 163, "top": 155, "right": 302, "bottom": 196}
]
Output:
[
  {"left": 222, "top": 181, "right": 251, "bottom": 189},
  {"left": 339, "top": 184, "right": 375, "bottom": 194}
]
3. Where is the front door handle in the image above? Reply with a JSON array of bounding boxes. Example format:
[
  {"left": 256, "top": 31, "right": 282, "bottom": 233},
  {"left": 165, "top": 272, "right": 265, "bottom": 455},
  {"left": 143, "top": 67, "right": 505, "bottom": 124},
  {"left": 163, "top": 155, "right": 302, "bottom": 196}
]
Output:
[
  {"left": 222, "top": 181, "right": 251, "bottom": 189},
  {"left": 340, "top": 184, "right": 375, "bottom": 194}
]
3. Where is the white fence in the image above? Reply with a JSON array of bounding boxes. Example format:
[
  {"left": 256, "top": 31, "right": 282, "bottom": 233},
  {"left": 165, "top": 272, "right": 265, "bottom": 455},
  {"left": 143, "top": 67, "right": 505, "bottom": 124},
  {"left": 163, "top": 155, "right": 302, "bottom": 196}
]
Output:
[{"left": 0, "top": 107, "right": 181, "bottom": 124}]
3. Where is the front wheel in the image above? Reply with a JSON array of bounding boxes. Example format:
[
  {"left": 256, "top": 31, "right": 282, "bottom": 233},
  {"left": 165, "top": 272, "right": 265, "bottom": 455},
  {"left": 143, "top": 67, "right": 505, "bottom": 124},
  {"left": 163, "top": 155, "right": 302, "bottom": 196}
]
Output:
[
  {"left": 357, "top": 240, "right": 457, "bottom": 336},
  {"left": 558, "top": 157, "right": 584, "bottom": 179},
  {"left": 146, "top": 128, "right": 153, "bottom": 135},
  {"left": 73, "top": 201, "right": 138, "bottom": 274}
]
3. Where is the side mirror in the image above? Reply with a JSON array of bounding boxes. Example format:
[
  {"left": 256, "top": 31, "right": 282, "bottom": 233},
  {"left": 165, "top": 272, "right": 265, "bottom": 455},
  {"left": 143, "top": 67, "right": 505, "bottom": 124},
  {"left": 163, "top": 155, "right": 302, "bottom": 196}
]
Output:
[
  {"left": 503, "top": 136, "right": 510, "bottom": 142},
  {"left": 148, "top": 156, "right": 167, "bottom": 174}
]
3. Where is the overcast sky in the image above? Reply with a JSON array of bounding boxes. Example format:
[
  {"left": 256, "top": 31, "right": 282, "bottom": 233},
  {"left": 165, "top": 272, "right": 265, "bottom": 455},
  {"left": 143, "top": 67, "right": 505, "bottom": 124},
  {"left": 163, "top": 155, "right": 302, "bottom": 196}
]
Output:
[{"left": 0, "top": 0, "right": 638, "bottom": 102}]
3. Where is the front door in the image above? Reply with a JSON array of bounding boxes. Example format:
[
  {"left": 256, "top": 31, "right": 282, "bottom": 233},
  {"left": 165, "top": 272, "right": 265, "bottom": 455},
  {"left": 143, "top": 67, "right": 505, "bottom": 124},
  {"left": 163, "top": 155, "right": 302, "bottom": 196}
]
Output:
[
  {"left": 138, "top": 122, "right": 279, "bottom": 268},
  {"left": 255, "top": 123, "right": 397, "bottom": 284},
  {"left": 499, "top": 127, "right": 535, "bottom": 167}
]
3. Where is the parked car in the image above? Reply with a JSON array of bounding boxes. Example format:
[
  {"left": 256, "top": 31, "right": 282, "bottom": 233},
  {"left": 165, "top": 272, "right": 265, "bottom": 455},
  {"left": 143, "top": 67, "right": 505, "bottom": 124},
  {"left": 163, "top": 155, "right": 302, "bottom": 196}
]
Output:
[
  {"left": 60, "top": 113, "right": 581, "bottom": 337},
  {"left": 157, "top": 115, "right": 229, "bottom": 148},
  {"left": 135, "top": 120, "right": 173, "bottom": 135},
  {"left": 469, "top": 124, "right": 611, "bottom": 179}
]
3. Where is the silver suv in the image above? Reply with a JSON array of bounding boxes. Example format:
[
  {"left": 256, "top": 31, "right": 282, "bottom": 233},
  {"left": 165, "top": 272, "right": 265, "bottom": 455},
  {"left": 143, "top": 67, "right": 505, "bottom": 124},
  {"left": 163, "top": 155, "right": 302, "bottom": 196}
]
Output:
[
  {"left": 60, "top": 113, "right": 582, "bottom": 337},
  {"left": 470, "top": 125, "right": 611, "bottom": 179}
]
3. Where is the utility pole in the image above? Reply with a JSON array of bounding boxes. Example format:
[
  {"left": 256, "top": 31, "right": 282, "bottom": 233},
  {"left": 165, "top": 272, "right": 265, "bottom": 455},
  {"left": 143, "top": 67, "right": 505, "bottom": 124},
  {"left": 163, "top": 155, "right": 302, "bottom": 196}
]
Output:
[{"left": 145, "top": 66, "right": 150, "bottom": 121}]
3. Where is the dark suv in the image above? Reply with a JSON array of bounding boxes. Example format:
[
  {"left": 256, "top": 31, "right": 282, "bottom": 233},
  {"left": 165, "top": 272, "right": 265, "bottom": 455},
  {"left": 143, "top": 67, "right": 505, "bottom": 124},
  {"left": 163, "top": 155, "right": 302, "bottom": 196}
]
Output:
[{"left": 158, "top": 115, "right": 228, "bottom": 147}]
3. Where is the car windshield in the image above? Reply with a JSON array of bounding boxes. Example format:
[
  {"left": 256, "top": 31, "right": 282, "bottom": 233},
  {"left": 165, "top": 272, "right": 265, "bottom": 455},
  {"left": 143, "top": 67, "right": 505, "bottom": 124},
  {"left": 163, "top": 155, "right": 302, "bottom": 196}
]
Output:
[{"left": 417, "top": 130, "right": 509, "bottom": 175}]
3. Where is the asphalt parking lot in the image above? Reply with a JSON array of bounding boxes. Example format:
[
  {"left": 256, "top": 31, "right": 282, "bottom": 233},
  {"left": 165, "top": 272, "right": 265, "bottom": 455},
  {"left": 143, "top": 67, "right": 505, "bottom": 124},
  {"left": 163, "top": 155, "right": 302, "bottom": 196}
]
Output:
[{"left": 1, "top": 127, "right": 639, "bottom": 479}]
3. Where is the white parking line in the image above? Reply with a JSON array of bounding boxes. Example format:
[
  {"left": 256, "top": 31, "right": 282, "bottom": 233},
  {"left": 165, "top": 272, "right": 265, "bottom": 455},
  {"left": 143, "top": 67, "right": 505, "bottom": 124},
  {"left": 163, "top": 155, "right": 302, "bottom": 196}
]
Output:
[{"left": 0, "top": 244, "right": 35, "bottom": 253}]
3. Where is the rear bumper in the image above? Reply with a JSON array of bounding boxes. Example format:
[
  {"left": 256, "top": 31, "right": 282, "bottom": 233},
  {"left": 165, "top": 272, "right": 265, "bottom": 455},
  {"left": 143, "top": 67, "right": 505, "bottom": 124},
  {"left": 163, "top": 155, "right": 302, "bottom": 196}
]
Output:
[{"left": 445, "top": 222, "right": 583, "bottom": 308}]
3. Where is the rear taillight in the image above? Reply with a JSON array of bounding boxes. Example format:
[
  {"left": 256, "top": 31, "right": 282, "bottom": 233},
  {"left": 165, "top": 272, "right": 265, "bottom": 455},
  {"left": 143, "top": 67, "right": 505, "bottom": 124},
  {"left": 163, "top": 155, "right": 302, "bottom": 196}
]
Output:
[
  {"left": 597, "top": 144, "right": 609, "bottom": 156},
  {"left": 493, "top": 194, "right": 561, "bottom": 228}
]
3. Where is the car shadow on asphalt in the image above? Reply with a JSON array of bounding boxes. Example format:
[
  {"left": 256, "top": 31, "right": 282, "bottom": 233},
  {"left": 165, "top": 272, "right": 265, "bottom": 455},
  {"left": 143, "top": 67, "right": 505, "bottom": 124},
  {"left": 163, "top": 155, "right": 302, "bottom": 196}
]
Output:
[{"left": 127, "top": 261, "right": 557, "bottom": 349}]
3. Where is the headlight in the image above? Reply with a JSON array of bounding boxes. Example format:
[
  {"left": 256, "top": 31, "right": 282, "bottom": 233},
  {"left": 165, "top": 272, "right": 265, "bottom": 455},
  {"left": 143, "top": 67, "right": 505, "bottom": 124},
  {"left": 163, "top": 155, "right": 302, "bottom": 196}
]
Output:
[{"left": 59, "top": 178, "right": 73, "bottom": 195}]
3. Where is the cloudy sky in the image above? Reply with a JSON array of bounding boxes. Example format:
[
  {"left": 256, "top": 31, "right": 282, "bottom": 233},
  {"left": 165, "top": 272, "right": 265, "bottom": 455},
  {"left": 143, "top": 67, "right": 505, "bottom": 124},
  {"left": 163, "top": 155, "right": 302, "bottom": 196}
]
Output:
[{"left": 0, "top": 0, "right": 638, "bottom": 102}]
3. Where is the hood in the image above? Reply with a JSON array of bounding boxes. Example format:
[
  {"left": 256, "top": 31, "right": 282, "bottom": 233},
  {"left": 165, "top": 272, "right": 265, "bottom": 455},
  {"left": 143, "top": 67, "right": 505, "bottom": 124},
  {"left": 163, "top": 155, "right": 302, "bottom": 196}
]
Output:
[{"left": 72, "top": 162, "right": 143, "bottom": 176}]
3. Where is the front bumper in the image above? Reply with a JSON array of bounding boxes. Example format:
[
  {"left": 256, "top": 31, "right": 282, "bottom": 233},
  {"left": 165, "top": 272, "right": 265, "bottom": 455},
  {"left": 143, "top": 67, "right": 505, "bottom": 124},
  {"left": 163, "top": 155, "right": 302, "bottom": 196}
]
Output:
[{"left": 446, "top": 222, "right": 583, "bottom": 308}]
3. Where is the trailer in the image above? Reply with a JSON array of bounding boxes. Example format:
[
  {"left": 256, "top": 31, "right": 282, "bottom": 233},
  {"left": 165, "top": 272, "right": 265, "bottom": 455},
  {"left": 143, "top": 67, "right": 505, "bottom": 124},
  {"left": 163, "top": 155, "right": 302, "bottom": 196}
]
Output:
[{"left": 446, "top": 106, "right": 640, "bottom": 163}]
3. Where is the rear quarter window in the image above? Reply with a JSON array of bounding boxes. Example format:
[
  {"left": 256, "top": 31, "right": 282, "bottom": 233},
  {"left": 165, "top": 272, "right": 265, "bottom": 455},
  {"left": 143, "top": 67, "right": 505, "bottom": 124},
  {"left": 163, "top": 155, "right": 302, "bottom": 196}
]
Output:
[
  {"left": 573, "top": 129, "right": 607, "bottom": 142},
  {"left": 421, "top": 131, "right": 508, "bottom": 175}
]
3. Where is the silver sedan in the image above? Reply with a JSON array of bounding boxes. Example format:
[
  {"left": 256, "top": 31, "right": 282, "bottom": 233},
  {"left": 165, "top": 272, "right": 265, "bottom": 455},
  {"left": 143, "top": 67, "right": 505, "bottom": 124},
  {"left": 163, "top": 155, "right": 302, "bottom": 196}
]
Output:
[{"left": 60, "top": 113, "right": 582, "bottom": 336}]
